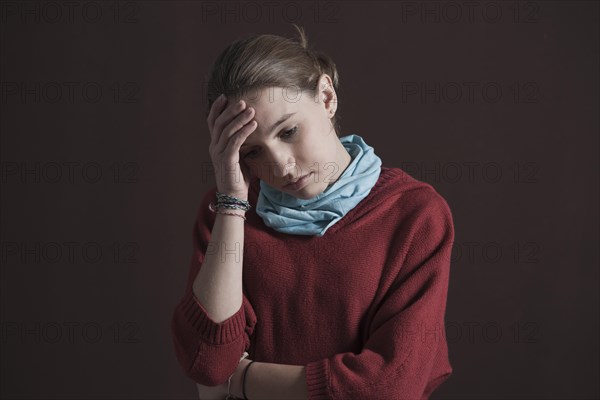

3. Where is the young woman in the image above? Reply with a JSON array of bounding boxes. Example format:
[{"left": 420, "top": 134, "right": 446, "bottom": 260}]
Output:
[{"left": 171, "top": 24, "right": 455, "bottom": 400}]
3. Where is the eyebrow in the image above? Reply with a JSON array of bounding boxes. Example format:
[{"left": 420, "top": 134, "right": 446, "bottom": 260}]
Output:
[{"left": 241, "top": 112, "right": 297, "bottom": 148}]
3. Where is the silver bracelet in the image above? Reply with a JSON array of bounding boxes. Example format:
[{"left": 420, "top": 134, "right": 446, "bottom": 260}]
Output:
[{"left": 225, "top": 351, "right": 250, "bottom": 399}]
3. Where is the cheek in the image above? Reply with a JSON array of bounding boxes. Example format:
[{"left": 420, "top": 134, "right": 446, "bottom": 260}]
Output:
[
  {"left": 298, "top": 139, "right": 322, "bottom": 166},
  {"left": 302, "top": 133, "right": 334, "bottom": 163}
]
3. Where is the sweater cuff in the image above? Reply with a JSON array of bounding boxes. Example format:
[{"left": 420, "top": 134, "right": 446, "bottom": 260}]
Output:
[
  {"left": 179, "top": 289, "right": 248, "bottom": 345},
  {"left": 305, "top": 358, "right": 331, "bottom": 399}
]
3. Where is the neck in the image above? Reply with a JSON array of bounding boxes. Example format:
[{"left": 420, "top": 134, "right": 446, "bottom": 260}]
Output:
[{"left": 327, "top": 140, "right": 352, "bottom": 188}]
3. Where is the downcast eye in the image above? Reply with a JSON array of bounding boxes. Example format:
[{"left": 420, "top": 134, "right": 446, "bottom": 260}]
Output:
[{"left": 242, "top": 127, "right": 298, "bottom": 159}]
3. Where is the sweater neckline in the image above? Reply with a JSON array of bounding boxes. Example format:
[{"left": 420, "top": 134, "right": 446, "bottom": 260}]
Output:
[
  {"left": 322, "top": 166, "right": 403, "bottom": 235},
  {"left": 249, "top": 166, "right": 405, "bottom": 237}
]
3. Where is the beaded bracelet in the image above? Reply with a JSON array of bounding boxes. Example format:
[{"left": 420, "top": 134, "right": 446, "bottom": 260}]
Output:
[
  {"left": 216, "top": 192, "right": 251, "bottom": 210},
  {"left": 209, "top": 191, "right": 252, "bottom": 220},
  {"left": 209, "top": 201, "right": 247, "bottom": 220}
]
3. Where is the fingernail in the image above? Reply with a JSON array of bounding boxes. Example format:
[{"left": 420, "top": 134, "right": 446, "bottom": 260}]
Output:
[{"left": 218, "top": 94, "right": 226, "bottom": 102}]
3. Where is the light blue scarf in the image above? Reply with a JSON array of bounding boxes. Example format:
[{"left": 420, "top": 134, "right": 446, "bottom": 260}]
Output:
[{"left": 255, "top": 134, "right": 382, "bottom": 237}]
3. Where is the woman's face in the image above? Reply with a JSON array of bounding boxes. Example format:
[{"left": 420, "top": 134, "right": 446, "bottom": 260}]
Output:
[{"left": 239, "top": 75, "right": 351, "bottom": 200}]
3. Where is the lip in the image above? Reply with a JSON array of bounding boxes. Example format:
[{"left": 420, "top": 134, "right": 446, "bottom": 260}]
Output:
[{"left": 284, "top": 172, "right": 313, "bottom": 191}]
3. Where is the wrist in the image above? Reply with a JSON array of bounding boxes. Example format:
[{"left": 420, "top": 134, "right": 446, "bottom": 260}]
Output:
[
  {"left": 216, "top": 189, "right": 248, "bottom": 202},
  {"left": 215, "top": 207, "right": 246, "bottom": 214},
  {"left": 231, "top": 358, "right": 252, "bottom": 399}
]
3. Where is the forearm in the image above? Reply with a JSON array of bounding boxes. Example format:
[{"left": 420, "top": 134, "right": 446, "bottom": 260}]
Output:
[
  {"left": 192, "top": 206, "right": 246, "bottom": 323},
  {"left": 232, "top": 359, "right": 308, "bottom": 400}
]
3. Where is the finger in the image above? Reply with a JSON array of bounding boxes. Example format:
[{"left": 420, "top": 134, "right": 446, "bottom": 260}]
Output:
[
  {"left": 206, "top": 94, "right": 228, "bottom": 140},
  {"left": 212, "top": 99, "right": 247, "bottom": 151},
  {"left": 222, "top": 119, "right": 258, "bottom": 160},
  {"left": 216, "top": 104, "right": 255, "bottom": 153},
  {"left": 214, "top": 100, "right": 246, "bottom": 150}
]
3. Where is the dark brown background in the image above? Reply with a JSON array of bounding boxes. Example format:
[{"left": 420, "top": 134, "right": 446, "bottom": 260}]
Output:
[{"left": 1, "top": 1, "right": 598, "bottom": 399}]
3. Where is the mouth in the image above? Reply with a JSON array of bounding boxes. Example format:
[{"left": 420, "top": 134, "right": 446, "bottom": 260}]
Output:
[{"left": 284, "top": 172, "right": 313, "bottom": 190}]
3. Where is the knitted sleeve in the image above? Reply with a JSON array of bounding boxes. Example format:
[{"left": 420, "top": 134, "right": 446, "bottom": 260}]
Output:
[
  {"left": 304, "top": 188, "right": 455, "bottom": 399},
  {"left": 170, "top": 188, "right": 257, "bottom": 386}
]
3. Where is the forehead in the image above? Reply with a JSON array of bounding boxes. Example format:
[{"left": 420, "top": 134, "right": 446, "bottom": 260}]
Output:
[{"left": 234, "top": 86, "right": 317, "bottom": 109}]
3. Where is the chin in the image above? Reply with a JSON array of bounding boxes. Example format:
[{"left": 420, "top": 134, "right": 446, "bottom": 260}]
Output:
[{"left": 288, "top": 185, "right": 324, "bottom": 200}]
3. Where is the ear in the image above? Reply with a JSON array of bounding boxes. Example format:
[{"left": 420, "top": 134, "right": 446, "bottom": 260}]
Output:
[{"left": 317, "top": 74, "right": 337, "bottom": 116}]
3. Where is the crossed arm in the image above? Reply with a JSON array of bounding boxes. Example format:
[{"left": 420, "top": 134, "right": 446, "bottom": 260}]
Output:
[{"left": 196, "top": 359, "right": 308, "bottom": 400}]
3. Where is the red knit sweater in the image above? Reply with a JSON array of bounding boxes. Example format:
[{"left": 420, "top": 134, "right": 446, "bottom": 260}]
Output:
[{"left": 171, "top": 166, "right": 455, "bottom": 399}]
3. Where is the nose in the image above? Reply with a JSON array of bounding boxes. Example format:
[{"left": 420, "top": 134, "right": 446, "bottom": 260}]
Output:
[
  {"left": 263, "top": 149, "right": 298, "bottom": 181},
  {"left": 273, "top": 161, "right": 298, "bottom": 180}
]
